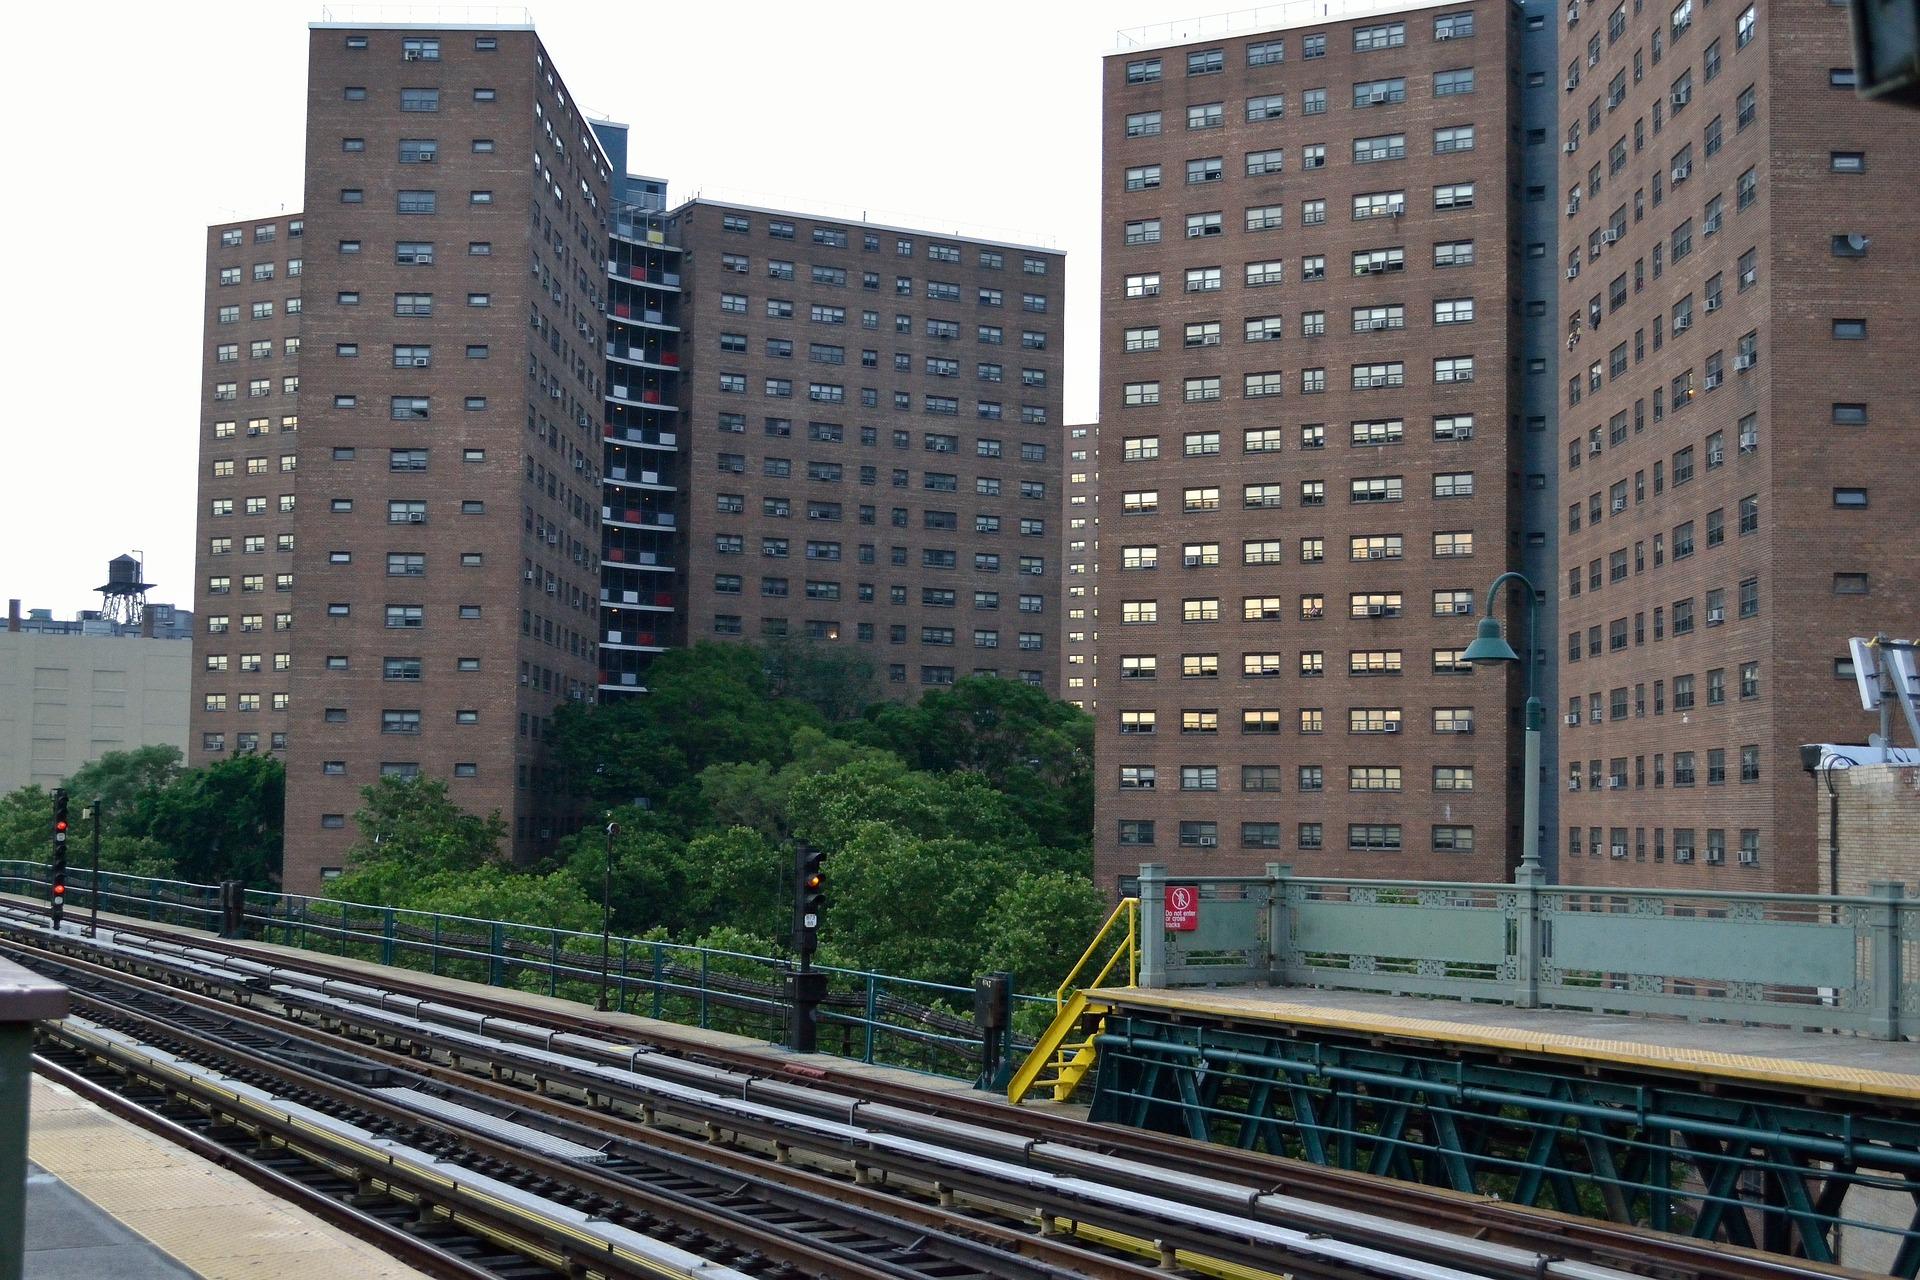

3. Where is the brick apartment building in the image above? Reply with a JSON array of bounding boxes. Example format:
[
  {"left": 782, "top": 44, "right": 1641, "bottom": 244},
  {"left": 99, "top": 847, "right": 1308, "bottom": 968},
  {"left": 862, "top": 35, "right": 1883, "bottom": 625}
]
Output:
[
  {"left": 1063, "top": 422, "right": 1101, "bottom": 708},
  {"left": 1094, "top": 0, "right": 1536, "bottom": 889},
  {"left": 1554, "top": 0, "right": 1920, "bottom": 890},
  {"left": 667, "top": 200, "right": 1065, "bottom": 693},
  {"left": 280, "top": 22, "right": 613, "bottom": 886},
  {"left": 192, "top": 216, "right": 304, "bottom": 763},
  {"left": 188, "top": 22, "right": 1068, "bottom": 890}
]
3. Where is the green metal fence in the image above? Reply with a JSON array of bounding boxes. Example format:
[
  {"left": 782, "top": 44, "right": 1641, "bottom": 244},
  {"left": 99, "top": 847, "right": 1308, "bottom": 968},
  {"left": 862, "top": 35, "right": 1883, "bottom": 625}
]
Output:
[
  {"left": 1135, "top": 862, "right": 1920, "bottom": 1039},
  {"left": 0, "top": 861, "right": 1046, "bottom": 1083}
]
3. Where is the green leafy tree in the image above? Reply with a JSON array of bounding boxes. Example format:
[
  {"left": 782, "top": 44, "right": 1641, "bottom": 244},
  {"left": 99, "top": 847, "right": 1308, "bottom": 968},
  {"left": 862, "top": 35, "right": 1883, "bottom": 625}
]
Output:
[
  {"left": 551, "top": 643, "right": 824, "bottom": 818},
  {"left": 345, "top": 774, "right": 507, "bottom": 877},
  {"left": 64, "top": 745, "right": 184, "bottom": 818},
  {"left": 124, "top": 754, "right": 284, "bottom": 885},
  {"left": 819, "top": 823, "right": 1012, "bottom": 984},
  {"left": 982, "top": 870, "right": 1112, "bottom": 993},
  {"left": 760, "top": 636, "right": 878, "bottom": 722},
  {"left": 850, "top": 678, "right": 1093, "bottom": 850}
]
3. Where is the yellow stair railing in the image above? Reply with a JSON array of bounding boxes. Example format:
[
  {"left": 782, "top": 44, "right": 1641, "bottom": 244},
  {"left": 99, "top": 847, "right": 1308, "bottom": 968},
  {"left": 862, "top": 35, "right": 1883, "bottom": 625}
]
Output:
[{"left": 1007, "top": 896, "right": 1138, "bottom": 1104}]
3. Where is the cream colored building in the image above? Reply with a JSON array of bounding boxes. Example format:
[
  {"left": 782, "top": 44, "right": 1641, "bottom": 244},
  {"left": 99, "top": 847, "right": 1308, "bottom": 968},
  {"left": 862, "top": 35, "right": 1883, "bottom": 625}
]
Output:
[{"left": 0, "top": 630, "right": 190, "bottom": 792}]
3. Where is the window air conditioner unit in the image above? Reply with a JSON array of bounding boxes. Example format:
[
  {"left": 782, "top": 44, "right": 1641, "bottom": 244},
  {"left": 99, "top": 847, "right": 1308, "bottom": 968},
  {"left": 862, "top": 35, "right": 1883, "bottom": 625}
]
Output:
[
  {"left": 1368, "top": 548, "right": 1385, "bottom": 558},
  {"left": 1437, "top": 28, "right": 1454, "bottom": 38},
  {"left": 1366, "top": 604, "right": 1386, "bottom": 617},
  {"left": 406, "top": 512, "right": 424, "bottom": 523},
  {"left": 1704, "top": 297, "right": 1721, "bottom": 312},
  {"left": 411, "top": 357, "right": 429, "bottom": 367},
  {"left": 1566, "top": 267, "right": 1580, "bottom": 280},
  {"left": 524, "top": 570, "right": 536, "bottom": 582},
  {"left": 1672, "top": 164, "right": 1691, "bottom": 182},
  {"left": 546, "top": 583, "right": 558, "bottom": 594},
  {"left": 1183, "top": 555, "right": 1202, "bottom": 567},
  {"left": 1566, "top": 75, "right": 1579, "bottom": 90},
  {"left": 1196, "top": 836, "right": 1218, "bottom": 846},
  {"left": 1602, "top": 229, "right": 1620, "bottom": 243},
  {"left": 1705, "top": 374, "right": 1723, "bottom": 391},
  {"left": 1613, "top": 497, "right": 1627, "bottom": 512},
  {"left": 1565, "top": 141, "right": 1579, "bottom": 154},
  {"left": 1383, "top": 722, "right": 1401, "bottom": 733},
  {"left": 1369, "top": 90, "right": 1389, "bottom": 103},
  {"left": 1591, "top": 439, "right": 1604, "bottom": 455},
  {"left": 1735, "top": 353, "right": 1755, "bottom": 370},
  {"left": 1566, "top": 201, "right": 1580, "bottom": 216},
  {"left": 404, "top": 50, "right": 421, "bottom": 60},
  {"left": 1673, "top": 315, "right": 1691, "bottom": 332},
  {"left": 1452, "top": 602, "right": 1472, "bottom": 615},
  {"left": 1565, "top": 713, "right": 1580, "bottom": 725},
  {"left": 246, "top": 427, "right": 261, "bottom": 436},
  {"left": 1672, "top": 89, "right": 1690, "bottom": 106},
  {"left": 1707, "top": 607, "right": 1725, "bottom": 624},
  {"left": 1569, "top": 779, "right": 1581, "bottom": 790},
  {"left": 549, "top": 387, "right": 563, "bottom": 399},
  {"left": 1610, "top": 779, "right": 1626, "bottom": 789}
]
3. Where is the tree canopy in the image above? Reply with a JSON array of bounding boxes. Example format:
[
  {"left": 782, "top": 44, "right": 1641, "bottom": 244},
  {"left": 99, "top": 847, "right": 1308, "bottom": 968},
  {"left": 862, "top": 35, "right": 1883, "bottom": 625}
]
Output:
[{"left": 0, "top": 642, "right": 1099, "bottom": 993}]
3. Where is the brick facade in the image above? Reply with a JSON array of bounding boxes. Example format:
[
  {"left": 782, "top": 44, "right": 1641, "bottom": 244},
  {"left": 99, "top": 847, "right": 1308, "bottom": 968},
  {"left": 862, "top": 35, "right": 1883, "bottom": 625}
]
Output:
[
  {"left": 1554, "top": 0, "right": 1920, "bottom": 891},
  {"left": 669, "top": 201, "right": 1065, "bottom": 696},
  {"left": 281, "top": 26, "right": 611, "bottom": 887},
  {"left": 1094, "top": 1, "right": 1523, "bottom": 890},
  {"left": 190, "top": 217, "right": 303, "bottom": 766}
]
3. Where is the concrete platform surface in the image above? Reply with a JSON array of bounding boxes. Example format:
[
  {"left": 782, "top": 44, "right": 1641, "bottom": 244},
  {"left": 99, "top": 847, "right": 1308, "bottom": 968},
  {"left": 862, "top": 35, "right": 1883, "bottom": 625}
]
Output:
[
  {"left": 1093, "top": 984, "right": 1920, "bottom": 1101},
  {"left": 26, "top": 1074, "right": 432, "bottom": 1280}
]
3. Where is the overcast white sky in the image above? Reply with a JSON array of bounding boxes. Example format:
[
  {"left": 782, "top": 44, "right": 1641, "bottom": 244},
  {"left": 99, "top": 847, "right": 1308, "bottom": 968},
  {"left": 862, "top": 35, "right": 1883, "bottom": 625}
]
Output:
[{"left": 3, "top": 0, "right": 1259, "bottom": 619}]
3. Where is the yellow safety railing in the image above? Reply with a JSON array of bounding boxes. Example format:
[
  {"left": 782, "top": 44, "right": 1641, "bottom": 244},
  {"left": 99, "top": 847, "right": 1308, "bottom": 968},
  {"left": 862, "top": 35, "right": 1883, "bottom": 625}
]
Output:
[{"left": 1007, "top": 897, "right": 1137, "bottom": 1104}]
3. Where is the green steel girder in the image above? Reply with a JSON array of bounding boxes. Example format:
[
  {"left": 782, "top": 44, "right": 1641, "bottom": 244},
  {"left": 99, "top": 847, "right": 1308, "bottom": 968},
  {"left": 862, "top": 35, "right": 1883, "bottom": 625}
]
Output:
[{"left": 1088, "top": 1013, "right": 1920, "bottom": 1276}]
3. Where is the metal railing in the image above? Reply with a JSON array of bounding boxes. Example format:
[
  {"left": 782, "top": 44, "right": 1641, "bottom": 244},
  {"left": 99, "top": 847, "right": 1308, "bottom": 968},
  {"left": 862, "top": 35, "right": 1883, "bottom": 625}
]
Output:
[
  {"left": 1134, "top": 862, "right": 1919, "bottom": 1039},
  {"left": 0, "top": 862, "right": 1046, "bottom": 1082}
]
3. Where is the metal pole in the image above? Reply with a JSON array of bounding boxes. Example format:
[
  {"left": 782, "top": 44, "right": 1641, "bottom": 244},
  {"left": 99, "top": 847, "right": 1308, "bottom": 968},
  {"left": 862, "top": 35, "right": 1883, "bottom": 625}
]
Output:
[
  {"left": 598, "top": 819, "right": 618, "bottom": 1013},
  {"left": 89, "top": 797, "right": 102, "bottom": 938},
  {"left": 1480, "top": 571, "right": 1543, "bottom": 874}
]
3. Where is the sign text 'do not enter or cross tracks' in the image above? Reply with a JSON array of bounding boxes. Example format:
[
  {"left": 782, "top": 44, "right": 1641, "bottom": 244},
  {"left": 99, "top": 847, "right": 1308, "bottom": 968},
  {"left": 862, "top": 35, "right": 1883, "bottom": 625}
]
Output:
[{"left": 1165, "top": 884, "right": 1199, "bottom": 931}]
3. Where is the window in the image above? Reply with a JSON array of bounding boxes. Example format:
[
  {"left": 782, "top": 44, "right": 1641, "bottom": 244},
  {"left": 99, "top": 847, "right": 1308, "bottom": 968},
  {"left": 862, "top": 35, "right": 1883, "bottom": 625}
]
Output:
[
  {"left": 1434, "top": 68, "right": 1475, "bottom": 95},
  {"left": 1832, "top": 151, "right": 1865, "bottom": 173},
  {"left": 1434, "top": 183, "right": 1475, "bottom": 209}
]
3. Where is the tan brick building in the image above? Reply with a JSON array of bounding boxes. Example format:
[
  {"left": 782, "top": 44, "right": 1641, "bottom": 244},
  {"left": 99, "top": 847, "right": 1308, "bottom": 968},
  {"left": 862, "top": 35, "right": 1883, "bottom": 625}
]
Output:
[{"left": 1555, "top": 0, "right": 1920, "bottom": 891}]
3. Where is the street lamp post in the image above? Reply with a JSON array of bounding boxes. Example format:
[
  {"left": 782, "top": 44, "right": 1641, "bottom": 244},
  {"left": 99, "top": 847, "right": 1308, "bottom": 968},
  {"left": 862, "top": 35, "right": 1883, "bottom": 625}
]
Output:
[
  {"left": 598, "top": 817, "right": 619, "bottom": 1013},
  {"left": 1462, "top": 571, "right": 1544, "bottom": 880}
]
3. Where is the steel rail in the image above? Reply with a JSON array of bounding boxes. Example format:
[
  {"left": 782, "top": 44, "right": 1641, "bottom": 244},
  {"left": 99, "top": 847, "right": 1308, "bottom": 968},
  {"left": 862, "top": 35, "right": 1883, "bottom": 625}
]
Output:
[{"left": 5, "top": 907, "right": 1878, "bottom": 1280}]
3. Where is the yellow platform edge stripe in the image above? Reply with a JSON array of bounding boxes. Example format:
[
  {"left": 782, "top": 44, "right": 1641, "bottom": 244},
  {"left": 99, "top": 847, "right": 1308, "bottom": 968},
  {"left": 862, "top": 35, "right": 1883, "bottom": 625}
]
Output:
[{"left": 1088, "top": 987, "right": 1920, "bottom": 1102}]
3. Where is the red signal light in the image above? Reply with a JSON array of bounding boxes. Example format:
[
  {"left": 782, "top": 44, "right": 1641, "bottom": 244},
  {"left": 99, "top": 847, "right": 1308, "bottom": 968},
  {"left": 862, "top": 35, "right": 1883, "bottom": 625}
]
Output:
[
  {"left": 54, "top": 820, "right": 67, "bottom": 833},
  {"left": 51, "top": 880, "right": 64, "bottom": 896}
]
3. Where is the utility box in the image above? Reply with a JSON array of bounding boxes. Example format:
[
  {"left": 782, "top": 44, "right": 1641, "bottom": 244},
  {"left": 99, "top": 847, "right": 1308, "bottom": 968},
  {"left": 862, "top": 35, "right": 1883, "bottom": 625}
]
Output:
[{"left": 1851, "top": 0, "right": 1920, "bottom": 105}]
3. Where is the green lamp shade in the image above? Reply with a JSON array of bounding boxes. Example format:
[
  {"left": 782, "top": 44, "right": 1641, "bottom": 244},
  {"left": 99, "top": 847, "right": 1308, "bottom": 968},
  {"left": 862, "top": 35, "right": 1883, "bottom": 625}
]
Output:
[{"left": 1463, "top": 616, "right": 1520, "bottom": 664}]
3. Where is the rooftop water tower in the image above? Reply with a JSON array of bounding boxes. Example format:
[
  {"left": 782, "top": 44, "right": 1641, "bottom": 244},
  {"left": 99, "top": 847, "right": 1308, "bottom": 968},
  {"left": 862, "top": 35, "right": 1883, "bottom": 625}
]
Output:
[{"left": 96, "top": 554, "right": 152, "bottom": 630}]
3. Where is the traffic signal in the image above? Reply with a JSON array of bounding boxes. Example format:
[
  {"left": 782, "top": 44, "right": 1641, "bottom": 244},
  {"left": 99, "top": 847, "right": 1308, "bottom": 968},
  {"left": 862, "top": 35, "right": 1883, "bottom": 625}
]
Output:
[
  {"left": 794, "top": 844, "right": 827, "bottom": 959},
  {"left": 50, "top": 788, "right": 68, "bottom": 928}
]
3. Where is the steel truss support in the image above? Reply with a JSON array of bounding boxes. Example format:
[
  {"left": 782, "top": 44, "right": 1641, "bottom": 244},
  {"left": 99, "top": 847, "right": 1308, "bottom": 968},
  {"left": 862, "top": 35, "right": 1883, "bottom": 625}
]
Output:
[{"left": 1088, "top": 1013, "right": 1920, "bottom": 1276}]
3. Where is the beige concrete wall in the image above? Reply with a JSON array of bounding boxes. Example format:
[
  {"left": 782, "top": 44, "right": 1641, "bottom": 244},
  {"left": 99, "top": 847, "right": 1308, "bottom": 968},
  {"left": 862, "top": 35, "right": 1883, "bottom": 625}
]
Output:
[
  {"left": 1811, "top": 763, "right": 1920, "bottom": 897},
  {"left": 0, "top": 632, "right": 190, "bottom": 792}
]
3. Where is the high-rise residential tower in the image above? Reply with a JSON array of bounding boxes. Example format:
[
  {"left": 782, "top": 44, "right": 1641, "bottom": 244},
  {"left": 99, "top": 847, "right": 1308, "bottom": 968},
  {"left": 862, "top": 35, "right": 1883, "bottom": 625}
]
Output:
[
  {"left": 1095, "top": 0, "right": 1536, "bottom": 889},
  {"left": 282, "top": 23, "right": 614, "bottom": 885},
  {"left": 668, "top": 200, "right": 1066, "bottom": 695},
  {"left": 1553, "top": 0, "right": 1920, "bottom": 889},
  {"left": 1063, "top": 421, "right": 1101, "bottom": 708},
  {"left": 192, "top": 215, "right": 305, "bottom": 766}
]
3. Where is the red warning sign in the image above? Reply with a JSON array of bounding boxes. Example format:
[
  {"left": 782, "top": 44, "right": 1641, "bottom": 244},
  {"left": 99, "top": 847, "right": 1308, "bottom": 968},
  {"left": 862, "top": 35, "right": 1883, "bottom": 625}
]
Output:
[{"left": 1165, "top": 884, "right": 1199, "bottom": 931}]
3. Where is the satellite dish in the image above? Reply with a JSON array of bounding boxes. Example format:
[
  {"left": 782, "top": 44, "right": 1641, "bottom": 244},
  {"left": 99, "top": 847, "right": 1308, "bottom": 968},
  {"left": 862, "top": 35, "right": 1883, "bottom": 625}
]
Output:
[{"left": 1847, "top": 233, "right": 1871, "bottom": 253}]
